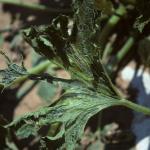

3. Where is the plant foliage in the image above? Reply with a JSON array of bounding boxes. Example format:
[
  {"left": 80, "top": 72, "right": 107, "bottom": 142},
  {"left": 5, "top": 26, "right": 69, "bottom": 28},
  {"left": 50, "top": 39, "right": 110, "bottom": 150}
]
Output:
[
  {"left": 134, "top": 0, "right": 150, "bottom": 32},
  {"left": 0, "top": 51, "right": 28, "bottom": 89},
  {"left": 0, "top": 0, "right": 150, "bottom": 149}
]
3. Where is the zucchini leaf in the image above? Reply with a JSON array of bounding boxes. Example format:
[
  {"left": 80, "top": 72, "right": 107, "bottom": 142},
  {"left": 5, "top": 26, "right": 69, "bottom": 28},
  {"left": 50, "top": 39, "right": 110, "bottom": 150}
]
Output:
[{"left": 7, "top": 80, "right": 121, "bottom": 150}]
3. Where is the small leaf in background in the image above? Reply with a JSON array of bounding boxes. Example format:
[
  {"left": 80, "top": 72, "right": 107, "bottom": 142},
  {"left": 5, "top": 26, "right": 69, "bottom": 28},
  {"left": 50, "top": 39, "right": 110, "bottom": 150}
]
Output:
[
  {"left": 0, "top": 52, "right": 28, "bottom": 88},
  {"left": 38, "top": 81, "right": 58, "bottom": 102},
  {"left": 134, "top": 0, "right": 150, "bottom": 32},
  {"left": 134, "top": 15, "right": 150, "bottom": 33}
]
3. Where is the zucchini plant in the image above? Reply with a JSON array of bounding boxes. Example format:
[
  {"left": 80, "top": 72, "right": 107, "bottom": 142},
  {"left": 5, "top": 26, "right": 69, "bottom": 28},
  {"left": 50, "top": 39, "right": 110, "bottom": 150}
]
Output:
[{"left": 0, "top": 0, "right": 150, "bottom": 149}]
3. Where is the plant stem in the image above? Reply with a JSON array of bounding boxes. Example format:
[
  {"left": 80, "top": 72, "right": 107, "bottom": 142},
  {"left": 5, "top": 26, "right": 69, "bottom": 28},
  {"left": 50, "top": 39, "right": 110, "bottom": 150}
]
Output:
[
  {"left": 107, "top": 36, "right": 135, "bottom": 73},
  {"left": 102, "top": 34, "right": 117, "bottom": 63},
  {"left": 13, "top": 60, "right": 51, "bottom": 85},
  {"left": 121, "top": 99, "right": 150, "bottom": 116},
  {"left": 0, "top": 0, "right": 71, "bottom": 14},
  {"left": 98, "top": 5, "right": 126, "bottom": 49},
  {"left": 116, "top": 36, "right": 135, "bottom": 63}
]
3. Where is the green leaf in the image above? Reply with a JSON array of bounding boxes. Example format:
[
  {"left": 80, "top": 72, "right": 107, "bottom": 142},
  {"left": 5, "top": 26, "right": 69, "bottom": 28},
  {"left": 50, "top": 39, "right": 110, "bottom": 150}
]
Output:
[
  {"left": 134, "top": 15, "right": 150, "bottom": 33},
  {"left": 4, "top": 0, "right": 150, "bottom": 150},
  {"left": 7, "top": 80, "right": 121, "bottom": 150},
  {"left": 5, "top": 2, "right": 121, "bottom": 149},
  {"left": 16, "top": 123, "right": 38, "bottom": 138},
  {"left": 23, "top": 15, "right": 70, "bottom": 68},
  {"left": 23, "top": 1, "right": 102, "bottom": 85},
  {"left": 0, "top": 52, "right": 28, "bottom": 88},
  {"left": 134, "top": 0, "right": 150, "bottom": 32}
]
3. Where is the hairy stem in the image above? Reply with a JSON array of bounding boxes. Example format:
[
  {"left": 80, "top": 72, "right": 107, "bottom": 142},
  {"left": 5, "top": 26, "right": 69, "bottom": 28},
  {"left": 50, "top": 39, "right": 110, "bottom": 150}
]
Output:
[{"left": 0, "top": 0, "right": 71, "bottom": 13}]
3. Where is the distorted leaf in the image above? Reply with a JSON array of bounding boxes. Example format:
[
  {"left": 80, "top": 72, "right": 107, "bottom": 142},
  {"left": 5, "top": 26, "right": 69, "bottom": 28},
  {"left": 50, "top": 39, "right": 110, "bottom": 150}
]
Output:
[
  {"left": 23, "top": 15, "right": 70, "bottom": 68},
  {"left": 0, "top": 52, "right": 28, "bottom": 88},
  {"left": 7, "top": 80, "right": 122, "bottom": 150},
  {"left": 4, "top": 0, "right": 150, "bottom": 150},
  {"left": 5, "top": 2, "right": 121, "bottom": 149}
]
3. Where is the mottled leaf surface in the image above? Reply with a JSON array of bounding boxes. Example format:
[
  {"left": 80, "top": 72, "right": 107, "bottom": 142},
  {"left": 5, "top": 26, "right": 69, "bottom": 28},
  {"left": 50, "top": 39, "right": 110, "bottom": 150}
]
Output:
[
  {"left": 3, "top": 0, "right": 128, "bottom": 150},
  {"left": 0, "top": 52, "right": 28, "bottom": 88},
  {"left": 7, "top": 80, "right": 121, "bottom": 150}
]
